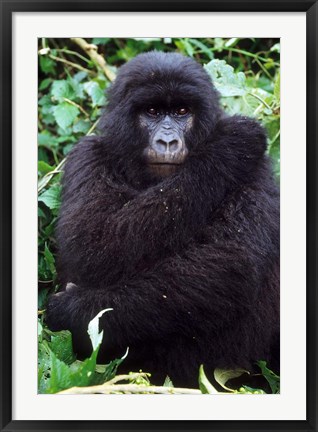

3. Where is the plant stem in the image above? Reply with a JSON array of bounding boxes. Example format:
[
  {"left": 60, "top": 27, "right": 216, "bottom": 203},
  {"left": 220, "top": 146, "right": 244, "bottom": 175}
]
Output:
[
  {"left": 48, "top": 54, "right": 94, "bottom": 75},
  {"left": 57, "top": 48, "right": 91, "bottom": 65},
  {"left": 71, "top": 38, "right": 116, "bottom": 81},
  {"left": 38, "top": 158, "right": 66, "bottom": 193},
  {"left": 62, "top": 97, "right": 89, "bottom": 118},
  {"left": 59, "top": 383, "right": 202, "bottom": 395},
  {"left": 248, "top": 91, "right": 272, "bottom": 110}
]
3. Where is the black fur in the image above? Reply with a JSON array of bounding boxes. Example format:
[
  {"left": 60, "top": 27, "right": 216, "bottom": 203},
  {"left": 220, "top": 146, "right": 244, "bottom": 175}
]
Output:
[{"left": 46, "top": 51, "right": 280, "bottom": 388}]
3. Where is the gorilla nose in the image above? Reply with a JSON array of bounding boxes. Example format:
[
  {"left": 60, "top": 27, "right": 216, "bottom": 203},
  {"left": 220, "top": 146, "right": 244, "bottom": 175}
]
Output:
[{"left": 154, "top": 137, "right": 182, "bottom": 154}]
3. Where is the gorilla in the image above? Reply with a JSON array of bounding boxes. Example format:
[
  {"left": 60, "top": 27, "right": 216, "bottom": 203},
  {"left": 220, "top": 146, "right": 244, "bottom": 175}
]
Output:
[{"left": 46, "top": 51, "right": 280, "bottom": 388}]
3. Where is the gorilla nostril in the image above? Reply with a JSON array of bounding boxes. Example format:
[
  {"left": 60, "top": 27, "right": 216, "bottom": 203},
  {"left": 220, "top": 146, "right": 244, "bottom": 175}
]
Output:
[
  {"left": 155, "top": 139, "right": 168, "bottom": 153},
  {"left": 168, "top": 139, "right": 180, "bottom": 152}
]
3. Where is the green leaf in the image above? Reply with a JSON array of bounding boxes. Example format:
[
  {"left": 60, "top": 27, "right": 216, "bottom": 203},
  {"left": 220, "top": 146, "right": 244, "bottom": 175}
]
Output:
[
  {"left": 73, "top": 119, "right": 91, "bottom": 134},
  {"left": 198, "top": 365, "right": 218, "bottom": 394},
  {"left": 174, "top": 39, "right": 194, "bottom": 57},
  {"left": 224, "top": 37, "right": 239, "bottom": 48},
  {"left": 73, "top": 350, "right": 100, "bottom": 387},
  {"left": 38, "top": 131, "right": 58, "bottom": 148},
  {"left": 44, "top": 243, "right": 55, "bottom": 274},
  {"left": 87, "top": 308, "right": 113, "bottom": 351},
  {"left": 39, "top": 309, "right": 128, "bottom": 393},
  {"left": 39, "top": 56, "right": 56, "bottom": 74},
  {"left": 38, "top": 94, "right": 51, "bottom": 107},
  {"left": 47, "top": 351, "right": 73, "bottom": 393},
  {"left": 38, "top": 342, "right": 51, "bottom": 393},
  {"left": 188, "top": 39, "right": 214, "bottom": 60},
  {"left": 214, "top": 38, "right": 224, "bottom": 51},
  {"left": 39, "top": 78, "right": 52, "bottom": 91},
  {"left": 84, "top": 81, "right": 106, "bottom": 107},
  {"left": 264, "top": 117, "right": 280, "bottom": 145},
  {"left": 269, "top": 141, "right": 280, "bottom": 180},
  {"left": 53, "top": 102, "right": 79, "bottom": 130},
  {"left": 38, "top": 161, "right": 55, "bottom": 175},
  {"left": 38, "top": 206, "right": 46, "bottom": 218},
  {"left": 240, "top": 385, "right": 266, "bottom": 394},
  {"left": 257, "top": 360, "right": 280, "bottom": 393},
  {"left": 204, "top": 59, "right": 246, "bottom": 97},
  {"left": 63, "top": 143, "right": 75, "bottom": 156},
  {"left": 94, "top": 348, "right": 129, "bottom": 385},
  {"left": 51, "top": 80, "right": 73, "bottom": 102},
  {"left": 39, "top": 185, "right": 61, "bottom": 211},
  {"left": 214, "top": 368, "right": 249, "bottom": 392},
  {"left": 92, "top": 38, "right": 110, "bottom": 45},
  {"left": 50, "top": 330, "right": 76, "bottom": 365},
  {"left": 38, "top": 320, "right": 43, "bottom": 337},
  {"left": 68, "top": 78, "right": 85, "bottom": 100},
  {"left": 73, "top": 71, "right": 88, "bottom": 83},
  {"left": 163, "top": 376, "right": 174, "bottom": 387},
  {"left": 270, "top": 43, "right": 280, "bottom": 53},
  {"left": 38, "top": 288, "right": 49, "bottom": 309},
  {"left": 274, "top": 72, "right": 280, "bottom": 102},
  {"left": 134, "top": 37, "right": 161, "bottom": 42}
]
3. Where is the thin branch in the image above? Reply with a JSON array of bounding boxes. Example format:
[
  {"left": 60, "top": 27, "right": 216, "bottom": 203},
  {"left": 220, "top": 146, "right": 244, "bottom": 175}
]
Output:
[
  {"left": 56, "top": 48, "right": 91, "bottom": 64},
  {"left": 103, "top": 372, "right": 150, "bottom": 385},
  {"left": 58, "top": 384, "right": 202, "bottom": 395},
  {"left": 48, "top": 53, "right": 94, "bottom": 75},
  {"left": 254, "top": 58, "right": 274, "bottom": 81},
  {"left": 87, "top": 119, "right": 99, "bottom": 135},
  {"left": 38, "top": 159, "right": 66, "bottom": 193},
  {"left": 248, "top": 91, "right": 272, "bottom": 111},
  {"left": 268, "top": 130, "right": 280, "bottom": 149},
  {"left": 71, "top": 38, "right": 116, "bottom": 81},
  {"left": 224, "top": 47, "right": 280, "bottom": 66},
  {"left": 63, "top": 97, "right": 89, "bottom": 118}
]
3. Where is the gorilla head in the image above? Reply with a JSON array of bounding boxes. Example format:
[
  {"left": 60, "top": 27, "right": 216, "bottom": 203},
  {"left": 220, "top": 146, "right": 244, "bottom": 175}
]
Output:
[{"left": 100, "top": 51, "right": 222, "bottom": 180}]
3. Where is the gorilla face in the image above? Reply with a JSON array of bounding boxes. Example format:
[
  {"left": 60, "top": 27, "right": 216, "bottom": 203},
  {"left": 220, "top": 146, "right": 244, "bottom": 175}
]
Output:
[
  {"left": 99, "top": 51, "right": 223, "bottom": 184},
  {"left": 140, "top": 104, "right": 192, "bottom": 177}
]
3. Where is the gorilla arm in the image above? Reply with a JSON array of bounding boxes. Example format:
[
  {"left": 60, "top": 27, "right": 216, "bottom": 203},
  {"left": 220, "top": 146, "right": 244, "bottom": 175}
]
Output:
[
  {"left": 57, "top": 116, "right": 267, "bottom": 288},
  {"left": 47, "top": 203, "right": 278, "bottom": 355}
]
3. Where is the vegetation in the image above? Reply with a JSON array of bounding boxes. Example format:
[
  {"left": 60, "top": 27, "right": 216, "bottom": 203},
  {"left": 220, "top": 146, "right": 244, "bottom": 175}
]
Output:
[{"left": 38, "top": 37, "right": 280, "bottom": 394}]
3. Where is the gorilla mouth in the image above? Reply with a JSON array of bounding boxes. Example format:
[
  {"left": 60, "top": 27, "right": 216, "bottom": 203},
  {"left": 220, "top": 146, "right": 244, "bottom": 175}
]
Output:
[
  {"left": 149, "top": 162, "right": 182, "bottom": 166},
  {"left": 148, "top": 162, "right": 182, "bottom": 177}
]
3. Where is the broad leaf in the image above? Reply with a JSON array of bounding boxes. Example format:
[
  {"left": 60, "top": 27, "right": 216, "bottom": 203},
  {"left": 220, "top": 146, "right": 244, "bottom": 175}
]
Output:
[
  {"left": 51, "top": 80, "right": 73, "bottom": 102},
  {"left": 53, "top": 102, "right": 79, "bottom": 130},
  {"left": 87, "top": 308, "right": 113, "bottom": 351},
  {"left": 198, "top": 365, "right": 218, "bottom": 394},
  {"left": 50, "top": 330, "right": 76, "bottom": 365},
  {"left": 38, "top": 185, "right": 61, "bottom": 211},
  {"left": 204, "top": 59, "right": 246, "bottom": 97},
  {"left": 43, "top": 243, "right": 55, "bottom": 274},
  {"left": 214, "top": 368, "right": 249, "bottom": 392},
  {"left": 257, "top": 361, "right": 280, "bottom": 394},
  {"left": 84, "top": 81, "right": 106, "bottom": 107},
  {"left": 38, "top": 161, "right": 55, "bottom": 175}
]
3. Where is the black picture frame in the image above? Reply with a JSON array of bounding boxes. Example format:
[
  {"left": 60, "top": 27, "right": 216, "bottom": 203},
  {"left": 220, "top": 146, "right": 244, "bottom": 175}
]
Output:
[{"left": 1, "top": 1, "right": 317, "bottom": 431}]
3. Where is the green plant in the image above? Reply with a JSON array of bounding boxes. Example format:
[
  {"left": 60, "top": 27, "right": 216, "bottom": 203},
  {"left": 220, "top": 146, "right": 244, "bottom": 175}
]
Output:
[{"left": 38, "top": 38, "right": 280, "bottom": 393}]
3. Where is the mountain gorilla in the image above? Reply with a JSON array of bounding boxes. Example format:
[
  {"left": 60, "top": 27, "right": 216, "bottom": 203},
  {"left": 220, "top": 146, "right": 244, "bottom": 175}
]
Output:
[{"left": 46, "top": 51, "right": 280, "bottom": 388}]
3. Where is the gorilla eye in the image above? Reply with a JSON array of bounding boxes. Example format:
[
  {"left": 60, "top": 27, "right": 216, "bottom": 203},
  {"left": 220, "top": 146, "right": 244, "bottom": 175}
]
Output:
[
  {"left": 147, "top": 107, "right": 160, "bottom": 116},
  {"left": 175, "top": 107, "right": 189, "bottom": 116}
]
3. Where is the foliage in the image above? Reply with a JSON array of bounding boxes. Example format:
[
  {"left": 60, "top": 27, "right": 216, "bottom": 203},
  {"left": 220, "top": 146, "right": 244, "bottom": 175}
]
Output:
[
  {"left": 38, "top": 312, "right": 279, "bottom": 394},
  {"left": 199, "top": 364, "right": 278, "bottom": 394},
  {"left": 38, "top": 309, "right": 127, "bottom": 394},
  {"left": 38, "top": 37, "right": 280, "bottom": 393},
  {"left": 257, "top": 360, "right": 280, "bottom": 393}
]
